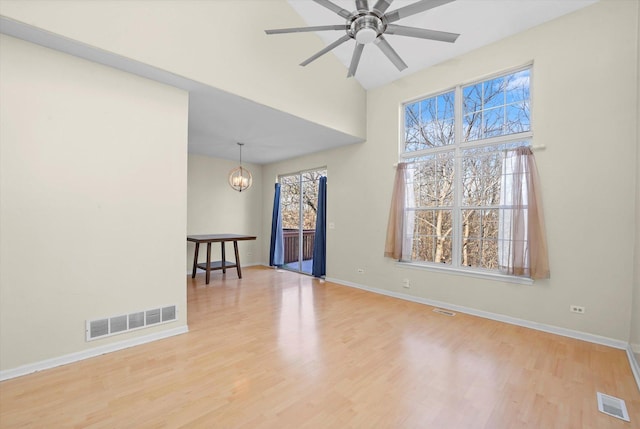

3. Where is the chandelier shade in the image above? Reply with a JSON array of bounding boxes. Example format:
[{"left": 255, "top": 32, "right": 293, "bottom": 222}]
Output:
[
  {"left": 228, "top": 143, "right": 252, "bottom": 192},
  {"left": 228, "top": 166, "right": 252, "bottom": 192}
]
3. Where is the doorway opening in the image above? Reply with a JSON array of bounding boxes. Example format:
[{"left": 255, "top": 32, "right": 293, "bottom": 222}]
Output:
[{"left": 278, "top": 168, "right": 327, "bottom": 274}]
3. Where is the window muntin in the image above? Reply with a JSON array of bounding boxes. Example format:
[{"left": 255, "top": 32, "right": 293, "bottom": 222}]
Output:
[
  {"left": 404, "top": 90, "right": 455, "bottom": 152},
  {"left": 401, "top": 67, "right": 532, "bottom": 274},
  {"left": 462, "top": 69, "right": 530, "bottom": 141}
]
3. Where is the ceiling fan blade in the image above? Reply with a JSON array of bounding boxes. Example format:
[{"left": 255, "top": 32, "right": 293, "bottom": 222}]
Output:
[
  {"left": 300, "top": 34, "right": 352, "bottom": 66},
  {"left": 355, "top": 0, "right": 369, "bottom": 11},
  {"left": 373, "top": 0, "right": 394, "bottom": 14},
  {"left": 374, "top": 35, "right": 407, "bottom": 71},
  {"left": 385, "top": 24, "right": 459, "bottom": 43},
  {"left": 347, "top": 43, "right": 365, "bottom": 77},
  {"left": 312, "top": 0, "right": 352, "bottom": 19},
  {"left": 265, "top": 25, "right": 347, "bottom": 35},
  {"left": 385, "top": 0, "right": 455, "bottom": 23}
]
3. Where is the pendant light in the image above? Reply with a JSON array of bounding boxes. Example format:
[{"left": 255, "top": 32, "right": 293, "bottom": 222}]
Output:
[{"left": 228, "top": 142, "right": 252, "bottom": 192}]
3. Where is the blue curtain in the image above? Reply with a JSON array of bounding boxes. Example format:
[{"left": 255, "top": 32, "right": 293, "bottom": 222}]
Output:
[
  {"left": 269, "top": 183, "right": 284, "bottom": 266},
  {"left": 312, "top": 176, "right": 327, "bottom": 278}
]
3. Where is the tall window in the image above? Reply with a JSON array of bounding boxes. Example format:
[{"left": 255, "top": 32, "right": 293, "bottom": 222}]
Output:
[{"left": 400, "top": 67, "right": 532, "bottom": 273}]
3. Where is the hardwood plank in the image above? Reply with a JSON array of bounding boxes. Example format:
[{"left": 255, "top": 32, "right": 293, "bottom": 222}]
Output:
[{"left": 1, "top": 266, "right": 638, "bottom": 428}]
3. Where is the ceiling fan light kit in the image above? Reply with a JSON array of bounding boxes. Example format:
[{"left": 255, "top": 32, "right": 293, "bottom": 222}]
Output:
[
  {"left": 351, "top": 15, "right": 384, "bottom": 44},
  {"left": 265, "top": 0, "right": 460, "bottom": 78}
]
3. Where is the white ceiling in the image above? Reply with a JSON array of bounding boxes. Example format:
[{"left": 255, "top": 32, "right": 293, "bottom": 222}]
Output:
[
  {"left": 1, "top": 0, "right": 597, "bottom": 164},
  {"left": 288, "top": 0, "right": 598, "bottom": 89},
  {"left": 187, "top": 86, "right": 362, "bottom": 165}
]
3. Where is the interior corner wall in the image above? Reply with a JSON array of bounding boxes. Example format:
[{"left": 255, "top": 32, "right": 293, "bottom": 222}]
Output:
[
  {"left": 632, "top": 0, "right": 640, "bottom": 356},
  {"left": 0, "top": 35, "right": 189, "bottom": 371},
  {"left": 0, "top": 0, "right": 366, "bottom": 141},
  {"left": 263, "top": 1, "right": 638, "bottom": 342},
  {"left": 187, "top": 154, "right": 262, "bottom": 272}
]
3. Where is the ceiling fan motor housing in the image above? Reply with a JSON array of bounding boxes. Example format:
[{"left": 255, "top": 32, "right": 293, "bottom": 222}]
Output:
[{"left": 349, "top": 13, "right": 386, "bottom": 44}]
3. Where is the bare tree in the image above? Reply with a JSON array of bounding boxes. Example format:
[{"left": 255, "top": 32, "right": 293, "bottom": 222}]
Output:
[{"left": 280, "top": 170, "right": 326, "bottom": 230}]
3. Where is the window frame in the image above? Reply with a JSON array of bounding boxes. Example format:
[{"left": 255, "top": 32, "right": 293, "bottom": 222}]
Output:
[{"left": 398, "top": 64, "right": 534, "bottom": 284}]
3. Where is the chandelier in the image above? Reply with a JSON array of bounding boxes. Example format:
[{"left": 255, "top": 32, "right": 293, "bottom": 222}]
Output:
[{"left": 228, "top": 142, "right": 252, "bottom": 192}]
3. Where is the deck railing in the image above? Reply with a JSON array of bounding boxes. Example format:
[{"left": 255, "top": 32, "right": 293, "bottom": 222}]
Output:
[{"left": 283, "top": 229, "right": 315, "bottom": 264}]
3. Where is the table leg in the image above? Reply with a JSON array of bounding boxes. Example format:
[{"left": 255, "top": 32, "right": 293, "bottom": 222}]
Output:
[
  {"left": 191, "top": 243, "right": 200, "bottom": 278},
  {"left": 206, "top": 242, "right": 212, "bottom": 285},
  {"left": 221, "top": 242, "right": 226, "bottom": 274},
  {"left": 234, "top": 240, "right": 242, "bottom": 279}
]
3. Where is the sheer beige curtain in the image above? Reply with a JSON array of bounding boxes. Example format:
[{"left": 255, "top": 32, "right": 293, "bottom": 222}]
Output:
[
  {"left": 500, "top": 147, "right": 550, "bottom": 279},
  {"left": 385, "top": 163, "right": 409, "bottom": 260}
]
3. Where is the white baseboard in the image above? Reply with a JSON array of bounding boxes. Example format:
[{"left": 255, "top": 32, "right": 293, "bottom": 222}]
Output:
[
  {"left": 0, "top": 325, "right": 188, "bottom": 381},
  {"left": 243, "top": 262, "right": 262, "bottom": 268},
  {"left": 325, "top": 276, "right": 629, "bottom": 350},
  {"left": 626, "top": 346, "right": 640, "bottom": 393}
]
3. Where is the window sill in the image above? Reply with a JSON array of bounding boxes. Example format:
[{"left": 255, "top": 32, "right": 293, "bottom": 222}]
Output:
[{"left": 394, "top": 261, "right": 534, "bottom": 285}]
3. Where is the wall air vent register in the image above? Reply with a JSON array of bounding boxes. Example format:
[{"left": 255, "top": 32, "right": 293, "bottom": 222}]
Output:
[{"left": 86, "top": 305, "right": 177, "bottom": 341}]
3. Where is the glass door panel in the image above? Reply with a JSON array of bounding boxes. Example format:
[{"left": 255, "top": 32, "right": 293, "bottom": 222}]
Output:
[
  {"left": 280, "top": 174, "right": 301, "bottom": 271},
  {"left": 301, "top": 171, "right": 322, "bottom": 274},
  {"left": 279, "top": 168, "right": 326, "bottom": 274}
]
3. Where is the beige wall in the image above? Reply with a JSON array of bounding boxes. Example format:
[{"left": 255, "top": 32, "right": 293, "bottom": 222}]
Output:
[
  {"left": 2, "top": 0, "right": 638, "bottom": 376},
  {"left": 0, "top": 0, "right": 366, "bottom": 141},
  {"left": 187, "top": 155, "right": 262, "bottom": 272},
  {"left": 263, "top": 1, "right": 639, "bottom": 342},
  {"left": 0, "top": 35, "right": 189, "bottom": 371},
  {"left": 632, "top": 0, "right": 640, "bottom": 355}
]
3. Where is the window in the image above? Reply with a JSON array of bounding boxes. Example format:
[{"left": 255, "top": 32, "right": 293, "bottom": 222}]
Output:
[{"left": 400, "top": 67, "right": 532, "bottom": 275}]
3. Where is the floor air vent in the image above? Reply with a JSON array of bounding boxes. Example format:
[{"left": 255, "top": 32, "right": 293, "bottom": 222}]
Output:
[
  {"left": 86, "top": 305, "right": 178, "bottom": 341},
  {"left": 433, "top": 308, "right": 456, "bottom": 317},
  {"left": 597, "top": 392, "right": 630, "bottom": 422}
]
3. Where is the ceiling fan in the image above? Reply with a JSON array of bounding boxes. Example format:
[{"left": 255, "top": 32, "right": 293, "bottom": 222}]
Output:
[{"left": 265, "top": 0, "right": 460, "bottom": 78}]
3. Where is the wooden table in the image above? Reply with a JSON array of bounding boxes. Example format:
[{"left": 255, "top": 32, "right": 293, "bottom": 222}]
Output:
[{"left": 187, "top": 234, "right": 257, "bottom": 284}]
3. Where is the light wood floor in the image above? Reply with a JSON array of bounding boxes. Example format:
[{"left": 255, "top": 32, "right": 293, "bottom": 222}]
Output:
[{"left": 1, "top": 266, "right": 639, "bottom": 428}]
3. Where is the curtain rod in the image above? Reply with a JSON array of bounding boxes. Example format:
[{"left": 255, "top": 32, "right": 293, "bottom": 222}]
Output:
[{"left": 392, "top": 145, "right": 546, "bottom": 168}]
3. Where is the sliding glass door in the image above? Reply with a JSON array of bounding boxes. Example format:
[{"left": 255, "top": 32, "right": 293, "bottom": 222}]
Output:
[{"left": 279, "top": 168, "right": 326, "bottom": 274}]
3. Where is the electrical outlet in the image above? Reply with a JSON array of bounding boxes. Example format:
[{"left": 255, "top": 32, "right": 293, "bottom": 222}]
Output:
[
  {"left": 402, "top": 279, "right": 411, "bottom": 288},
  {"left": 570, "top": 305, "right": 585, "bottom": 314},
  {"left": 357, "top": 268, "right": 364, "bottom": 273}
]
